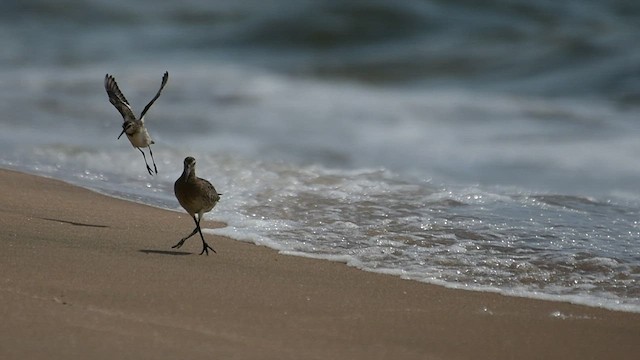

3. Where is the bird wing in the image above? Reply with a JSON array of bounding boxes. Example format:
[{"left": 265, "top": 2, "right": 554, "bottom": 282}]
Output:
[
  {"left": 104, "top": 74, "right": 137, "bottom": 123},
  {"left": 139, "top": 71, "right": 169, "bottom": 123},
  {"left": 201, "top": 178, "right": 221, "bottom": 203}
]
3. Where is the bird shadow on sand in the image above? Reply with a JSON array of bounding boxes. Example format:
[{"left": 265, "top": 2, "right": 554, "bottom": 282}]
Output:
[
  {"left": 39, "top": 217, "right": 109, "bottom": 228},
  {"left": 138, "top": 249, "right": 192, "bottom": 256}
]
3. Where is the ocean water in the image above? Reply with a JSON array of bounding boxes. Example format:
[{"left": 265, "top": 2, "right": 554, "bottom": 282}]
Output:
[{"left": 1, "top": 0, "right": 640, "bottom": 312}]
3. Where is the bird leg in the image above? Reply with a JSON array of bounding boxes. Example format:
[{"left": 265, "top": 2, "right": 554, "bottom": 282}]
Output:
[
  {"left": 148, "top": 145, "right": 158, "bottom": 174},
  {"left": 138, "top": 148, "right": 154, "bottom": 176},
  {"left": 172, "top": 216, "right": 216, "bottom": 255},
  {"left": 195, "top": 217, "right": 216, "bottom": 255},
  {"left": 197, "top": 229, "right": 216, "bottom": 255},
  {"left": 172, "top": 227, "right": 198, "bottom": 249}
]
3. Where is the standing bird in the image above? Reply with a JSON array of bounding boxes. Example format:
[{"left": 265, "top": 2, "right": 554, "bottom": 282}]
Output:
[
  {"left": 104, "top": 71, "right": 169, "bottom": 175},
  {"left": 173, "top": 156, "right": 222, "bottom": 255}
]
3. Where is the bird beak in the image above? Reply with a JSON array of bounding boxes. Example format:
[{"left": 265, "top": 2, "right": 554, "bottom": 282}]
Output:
[{"left": 117, "top": 129, "right": 126, "bottom": 139}]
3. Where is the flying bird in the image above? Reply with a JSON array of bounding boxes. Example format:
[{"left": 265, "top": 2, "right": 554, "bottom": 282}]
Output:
[{"left": 104, "top": 71, "right": 168, "bottom": 175}]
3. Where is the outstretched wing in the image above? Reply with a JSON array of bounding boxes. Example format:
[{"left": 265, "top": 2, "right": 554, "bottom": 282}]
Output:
[
  {"left": 139, "top": 71, "right": 169, "bottom": 122},
  {"left": 104, "top": 74, "right": 137, "bottom": 123}
]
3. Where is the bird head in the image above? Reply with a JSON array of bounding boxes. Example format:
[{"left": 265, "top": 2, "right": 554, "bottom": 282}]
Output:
[{"left": 118, "top": 121, "right": 135, "bottom": 139}]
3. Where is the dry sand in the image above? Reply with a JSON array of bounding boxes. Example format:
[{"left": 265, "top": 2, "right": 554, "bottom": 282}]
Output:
[{"left": 1, "top": 168, "right": 639, "bottom": 360}]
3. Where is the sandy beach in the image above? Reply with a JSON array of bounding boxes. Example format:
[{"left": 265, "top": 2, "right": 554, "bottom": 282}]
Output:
[{"left": 0, "top": 168, "right": 638, "bottom": 360}]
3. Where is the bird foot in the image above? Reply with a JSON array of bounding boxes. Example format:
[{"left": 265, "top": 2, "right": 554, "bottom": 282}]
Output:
[
  {"left": 200, "top": 242, "right": 217, "bottom": 256},
  {"left": 146, "top": 165, "right": 154, "bottom": 176},
  {"left": 172, "top": 239, "right": 186, "bottom": 249}
]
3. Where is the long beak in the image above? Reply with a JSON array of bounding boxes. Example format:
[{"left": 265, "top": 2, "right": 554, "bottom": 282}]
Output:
[{"left": 117, "top": 129, "right": 126, "bottom": 139}]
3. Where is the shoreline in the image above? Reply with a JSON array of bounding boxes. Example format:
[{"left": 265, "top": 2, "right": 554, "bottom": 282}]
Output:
[
  {"left": 1, "top": 168, "right": 639, "bottom": 359},
  {"left": 278, "top": 250, "right": 640, "bottom": 315}
]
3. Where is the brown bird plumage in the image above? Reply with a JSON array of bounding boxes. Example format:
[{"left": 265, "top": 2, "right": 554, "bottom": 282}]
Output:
[{"left": 173, "top": 156, "right": 221, "bottom": 255}]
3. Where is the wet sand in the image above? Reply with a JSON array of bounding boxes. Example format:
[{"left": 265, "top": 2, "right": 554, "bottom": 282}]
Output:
[{"left": 1, "top": 168, "right": 639, "bottom": 360}]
